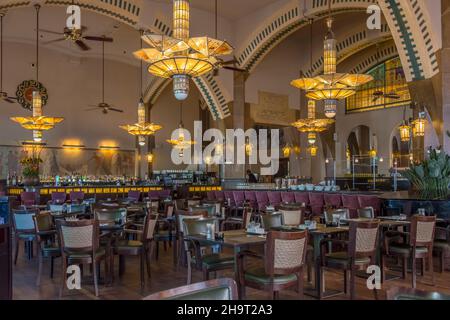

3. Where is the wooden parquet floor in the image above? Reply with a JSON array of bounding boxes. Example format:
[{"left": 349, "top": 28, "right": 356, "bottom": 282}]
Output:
[{"left": 11, "top": 244, "right": 450, "bottom": 300}]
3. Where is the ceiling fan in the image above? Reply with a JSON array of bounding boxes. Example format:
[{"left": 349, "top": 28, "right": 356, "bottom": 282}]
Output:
[
  {"left": 371, "top": 43, "right": 401, "bottom": 103},
  {"left": 85, "top": 40, "right": 123, "bottom": 114},
  {"left": 213, "top": 57, "right": 247, "bottom": 76},
  {"left": 0, "top": 12, "right": 18, "bottom": 104},
  {"left": 40, "top": 26, "right": 113, "bottom": 51}
]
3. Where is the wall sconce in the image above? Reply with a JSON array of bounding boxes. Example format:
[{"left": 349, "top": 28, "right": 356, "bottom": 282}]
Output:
[
  {"left": 62, "top": 144, "right": 86, "bottom": 150},
  {"left": 147, "top": 153, "right": 154, "bottom": 163},
  {"left": 309, "top": 145, "right": 318, "bottom": 157},
  {"left": 99, "top": 146, "right": 120, "bottom": 150}
]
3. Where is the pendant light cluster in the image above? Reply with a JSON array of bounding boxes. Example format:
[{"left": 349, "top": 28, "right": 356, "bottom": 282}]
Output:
[
  {"left": 290, "top": 19, "right": 334, "bottom": 157},
  {"left": 398, "top": 103, "right": 426, "bottom": 142},
  {"left": 134, "top": 0, "right": 233, "bottom": 101},
  {"left": 120, "top": 31, "right": 162, "bottom": 146},
  {"left": 290, "top": 3, "right": 373, "bottom": 119},
  {"left": 10, "top": 5, "right": 64, "bottom": 142}
]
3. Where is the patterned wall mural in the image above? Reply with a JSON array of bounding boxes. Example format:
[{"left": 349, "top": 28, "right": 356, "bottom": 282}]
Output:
[{"left": 0, "top": 146, "right": 135, "bottom": 179}]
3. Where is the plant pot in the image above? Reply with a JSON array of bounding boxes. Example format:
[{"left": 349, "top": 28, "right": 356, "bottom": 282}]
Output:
[{"left": 23, "top": 176, "right": 40, "bottom": 187}]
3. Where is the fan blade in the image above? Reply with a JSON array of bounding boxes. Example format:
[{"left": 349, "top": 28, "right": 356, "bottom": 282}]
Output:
[
  {"left": 85, "top": 107, "right": 100, "bottom": 111},
  {"left": 109, "top": 107, "right": 124, "bottom": 113},
  {"left": 75, "top": 40, "right": 90, "bottom": 51},
  {"left": 223, "top": 66, "right": 246, "bottom": 72},
  {"left": 39, "top": 28, "right": 64, "bottom": 35},
  {"left": 221, "top": 59, "right": 238, "bottom": 66},
  {"left": 83, "top": 36, "right": 114, "bottom": 42},
  {"left": 4, "top": 98, "right": 15, "bottom": 104},
  {"left": 43, "top": 38, "right": 66, "bottom": 45},
  {"left": 7, "top": 96, "right": 18, "bottom": 100}
]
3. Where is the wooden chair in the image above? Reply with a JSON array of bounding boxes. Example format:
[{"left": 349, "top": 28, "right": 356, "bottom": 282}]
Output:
[
  {"left": 386, "top": 286, "right": 450, "bottom": 300},
  {"left": 154, "top": 203, "right": 176, "bottom": 259},
  {"left": 260, "top": 212, "right": 283, "bottom": 231},
  {"left": 12, "top": 208, "right": 38, "bottom": 264},
  {"left": 279, "top": 206, "right": 304, "bottom": 226},
  {"left": 113, "top": 212, "right": 158, "bottom": 291},
  {"left": 143, "top": 278, "right": 238, "bottom": 300},
  {"left": 237, "top": 230, "right": 308, "bottom": 300},
  {"left": 382, "top": 215, "right": 436, "bottom": 288},
  {"left": 33, "top": 212, "right": 60, "bottom": 286},
  {"left": 182, "top": 218, "right": 234, "bottom": 284},
  {"left": 56, "top": 219, "right": 107, "bottom": 297},
  {"left": 221, "top": 207, "right": 252, "bottom": 231},
  {"left": 320, "top": 220, "right": 380, "bottom": 300},
  {"left": 433, "top": 225, "right": 449, "bottom": 273}
]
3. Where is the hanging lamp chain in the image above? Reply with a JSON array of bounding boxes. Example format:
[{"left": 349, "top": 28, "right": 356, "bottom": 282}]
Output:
[
  {"left": 102, "top": 38, "right": 105, "bottom": 103},
  {"left": 35, "top": 4, "right": 40, "bottom": 84},
  {"left": 0, "top": 12, "right": 3, "bottom": 91},
  {"left": 139, "top": 29, "right": 144, "bottom": 101}
]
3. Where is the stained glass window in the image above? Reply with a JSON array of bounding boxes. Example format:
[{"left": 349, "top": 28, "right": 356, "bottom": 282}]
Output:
[{"left": 346, "top": 57, "right": 411, "bottom": 113}]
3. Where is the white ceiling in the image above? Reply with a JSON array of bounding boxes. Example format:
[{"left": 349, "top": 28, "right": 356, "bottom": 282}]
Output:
[{"left": 154, "top": 0, "right": 278, "bottom": 21}]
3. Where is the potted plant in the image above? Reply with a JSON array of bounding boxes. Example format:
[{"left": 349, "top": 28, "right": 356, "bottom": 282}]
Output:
[
  {"left": 401, "top": 147, "right": 450, "bottom": 199},
  {"left": 20, "top": 157, "right": 42, "bottom": 186}
]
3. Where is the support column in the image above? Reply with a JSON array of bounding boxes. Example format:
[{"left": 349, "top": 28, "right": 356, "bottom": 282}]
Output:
[
  {"left": 224, "top": 71, "right": 247, "bottom": 180},
  {"left": 441, "top": 0, "right": 450, "bottom": 153}
]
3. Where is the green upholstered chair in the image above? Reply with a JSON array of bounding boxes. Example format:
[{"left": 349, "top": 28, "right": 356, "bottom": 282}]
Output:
[
  {"left": 113, "top": 212, "right": 158, "bottom": 291},
  {"left": 143, "top": 278, "right": 238, "bottom": 300},
  {"left": 433, "top": 225, "right": 449, "bottom": 273},
  {"left": 33, "top": 212, "right": 60, "bottom": 286},
  {"left": 386, "top": 287, "right": 450, "bottom": 300},
  {"left": 237, "top": 230, "right": 308, "bottom": 300},
  {"left": 56, "top": 219, "right": 108, "bottom": 297},
  {"left": 382, "top": 215, "right": 436, "bottom": 288},
  {"left": 320, "top": 220, "right": 380, "bottom": 300},
  {"left": 12, "top": 208, "right": 39, "bottom": 264},
  {"left": 260, "top": 212, "right": 283, "bottom": 231},
  {"left": 182, "top": 218, "right": 234, "bottom": 284}
]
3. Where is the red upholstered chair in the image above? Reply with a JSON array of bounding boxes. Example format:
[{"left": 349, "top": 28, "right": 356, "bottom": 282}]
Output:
[
  {"left": 255, "top": 191, "right": 269, "bottom": 212},
  {"left": 21, "top": 192, "right": 37, "bottom": 206},
  {"left": 128, "top": 190, "right": 141, "bottom": 202},
  {"left": 224, "top": 191, "right": 236, "bottom": 206},
  {"left": 233, "top": 191, "right": 246, "bottom": 208},
  {"left": 148, "top": 191, "right": 160, "bottom": 200},
  {"left": 214, "top": 191, "right": 225, "bottom": 201},
  {"left": 267, "top": 191, "right": 282, "bottom": 207},
  {"left": 281, "top": 192, "right": 295, "bottom": 204},
  {"left": 51, "top": 192, "right": 67, "bottom": 204},
  {"left": 308, "top": 193, "right": 324, "bottom": 216},
  {"left": 69, "top": 191, "right": 84, "bottom": 203},
  {"left": 294, "top": 192, "right": 309, "bottom": 206},
  {"left": 341, "top": 194, "right": 360, "bottom": 218},
  {"left": 158, "top": 190, "right": 171, "bottom": 199},
  {"left": 358, "top": 195, "right": 381, "bottom": 216},
  {"left": 324, "top": 193, "right": 342, "bottom": 209},
  {"left": 206, "top": 191, "right": 215, "bottom": 201},
  {"left": 244, "top": 191, "right": 257, "bottom": 210}
]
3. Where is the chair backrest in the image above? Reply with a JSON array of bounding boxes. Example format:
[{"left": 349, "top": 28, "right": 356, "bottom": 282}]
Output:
[
  {"left": 294, "top": 192, "right": 310, "bottom": 206},
  {"left": 223, "top": 191, "right": 235, "bottom": 206},
  {"left": 166, "top": 204, "right": 175, "bottom": 218},
  {"left": 279, "top": 207, "right": 303, "bottom": 226},
  {"left": 267, "top": 192, "right": 282, "bottom": 206},
  {"left": 66, "top": 203, "right": 86, "bottom": 214},
  {"left": 143, "top": 213, "right": 159, "bottom": 240},
  {"left": 324, "top": 208, "right": 349, "bottom": 225},
  {"left": 265, "top": 230, "right": 308, "bottom": 275},
  {"left": 183, "top": 218, "right": 216, "bottom": 236},
  {"left": 56, "top": 219, "right": 97, "bottom": 252},
  {"left": 242, "top": 208, "right": 253, "bottom": 229},
  {"left": 190, "top": 205, "right": 215, "bottom": 217},
  {"left": 410, "top": 215, "right": 436, "bottom": 247},
  {"left": 174, "top": 199, "right": 186, "bottom": 211},
  {"left": 94, "top": 208, "right": 126, "bottom": 224},
  {"left": 233, "top": 191, "right": 245, "bottom": 206},
  {"left": 348, "top": 220, "right": 379, "bottom": 258},
  {"left": 21, "top": 192, "right": 37, "bottom": 206},
  {"left": 255, "top": 191, "right": 269, "bottom": 209},
  {"left": 12, "top": 209, "right": 37, "bottom": 233},
  {"left": 358, "top": 207, "right": 375, "bottom": 219},
  {"left": 281, "top": 192, "right": 295, "bottom": 204},
  {"left": 128, "top": 190, "right": 141, "bottom": 202},
  {"left": 143, "top": 278, "right": 238, "bottom": 300},
  {"left": 33, "top": 211, "right": 54, "bottom": 233},
  {"left": 261, "top": 212, "right": 283, "bottom": 231},
  {"left": 244, "top": 191, "right": 257, "bottom": 203},
  {"left": 176, "top": 210, "right": 207, "bottom": 234},
  {"left": 51, "top": 192, "right": 67, "bottom": 204},
  {"left": 69, "top": 191, "right": 84, "bottom": 202},
  {"left": 324, "top": 193, "right": 342, "bottom": 208},
  {"left": 357, "top": 195, "right": 380, "bottom": 215},
  {"left": 206, "top": 191, "right": 216, "bottom": 201},
  {"left": 214, "top": 191, "right": 224, "bottom": 201},
  {"left": 49, "top": 204, "right": 65, "bottom": 213},
  {"left": 308, "top": 192, "right": 324, "bottom": 215},
  {"left": 187, "top": 199, "right": 201, "bottom": 207}
]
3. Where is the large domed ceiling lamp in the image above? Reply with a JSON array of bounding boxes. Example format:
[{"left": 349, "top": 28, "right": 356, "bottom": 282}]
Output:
[
  {"left": 120, "top": 31, "right": 162, "bottom": 146},
  {"left": 10, "top": 4, "right": 63, "bottom": 142},
  {"left": 290, "top": 3, "right": 373, "bottom": 118},
  {"left": 134, "top": 0, "right": 233, "bottom": 101},
  {"left": 291, "top": 19, "right": 334, "bottom": 145}
]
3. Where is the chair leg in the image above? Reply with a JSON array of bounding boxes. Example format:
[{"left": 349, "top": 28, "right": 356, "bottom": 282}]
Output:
[
  {"left": 186, "top": 252, "right": 192, "bottom": 285},
  {"left": 92, "top": 261, "right": 99, "bottom": 297},
  {"left": 50, "top": 257, "right": 54, "bottom": 279},
  {"left": 350, "top": 269, "right": 355, "bottom": 300},
  {"left": 104, "top": 256, "right": 109, "bottom": 286},
  {"left": 402, "top": 257, "right": 407, "bottom": 279},
  {"left": 411, "top": 256, "right": 417, "bottom": 289},
  {"left": 155, "top": 241, "right": 159, "bottom": 260},
  {"left": 14, "top": 239, "right": 19, "bottom": 265},
  {"left": 429, "top": 252, "right": 435, "bottom": 285},
  {"left": 36, "top": 250, "right": 43, "bottom": 286},
  {"left": 202, "top": 268, "right": 209, "bottom": 281},
  {"left": 297, "top": 269, "right": 304, "bottom": 299},
  {"left": 273, "top": 291, "right": 279, "bottom": 300},
  {"left": 421, "top": 258, "right": 426, "bottom": 276},
  {"left": 380, "top": 254, "right": 385, "bottom": 283},
  {"left": 343, "top": 270, "right": 348, "bottom": 294},
  {"left": 146, "top": 244, "right": 152, "bottom": 278},
  {"left": 59, "top": 258, "right": 67, "bottom": 298},
  {"left": 140, "top": 252, "right": 145, "bottom": 291},
  {"left": 319, "top": 266, "right": 324, "bottom": 299},
  {"left": 439, "top": 252, "right": 444, "bottom": 273}
]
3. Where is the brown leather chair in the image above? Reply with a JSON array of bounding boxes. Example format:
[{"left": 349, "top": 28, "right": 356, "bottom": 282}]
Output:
[
  {"left": 320, "top": 220, "right": 380, "bottom": 300},
  {"left": 33, "top": 212, "right": 60, "bottom": 286},
  {"left": 237, "top": 230, "right": 308, "bottom": 300},
  {"left": 382, "top": 215, "right": 436, "bottom": 288},
  {"left": 221, "top": 207, "right": 253, "bottom": 231}
]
